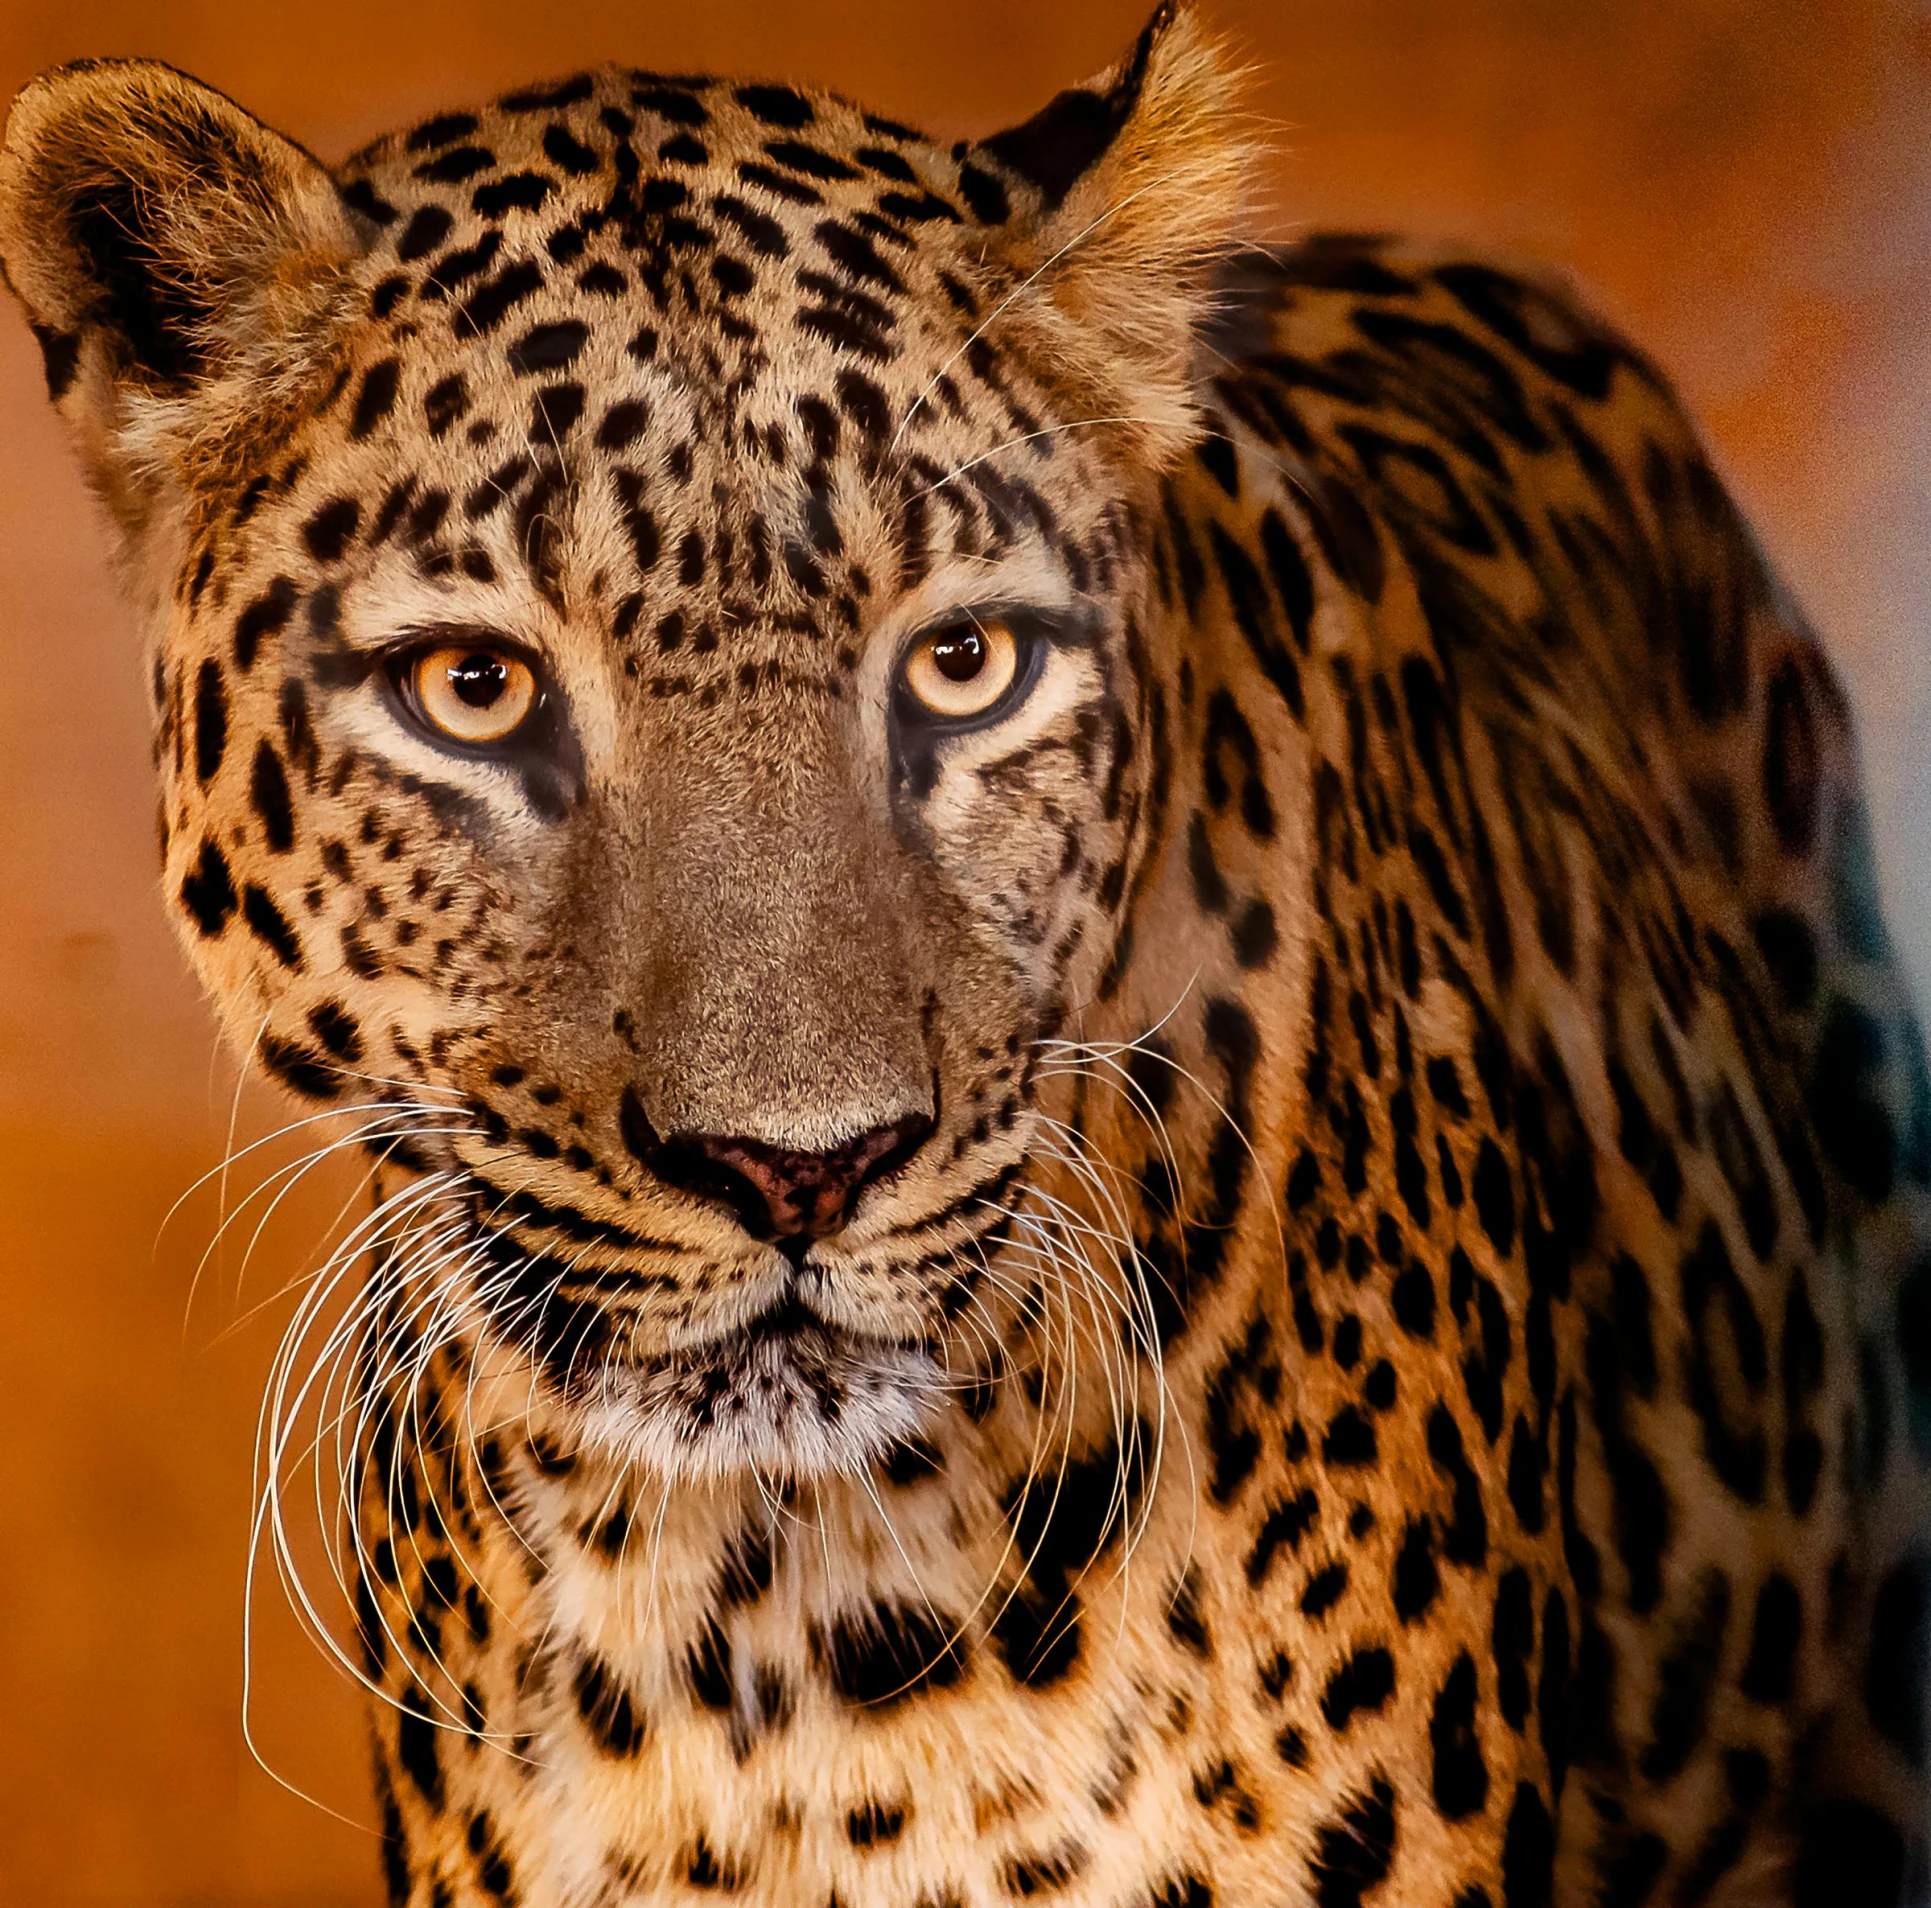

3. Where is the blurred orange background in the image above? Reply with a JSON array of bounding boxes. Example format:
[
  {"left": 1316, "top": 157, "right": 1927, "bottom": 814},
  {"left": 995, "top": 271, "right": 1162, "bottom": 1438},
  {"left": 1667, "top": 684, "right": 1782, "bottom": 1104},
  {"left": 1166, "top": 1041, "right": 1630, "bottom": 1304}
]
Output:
[{"left": 2, "top": 2, "right": 1928, "bottom": 1902}]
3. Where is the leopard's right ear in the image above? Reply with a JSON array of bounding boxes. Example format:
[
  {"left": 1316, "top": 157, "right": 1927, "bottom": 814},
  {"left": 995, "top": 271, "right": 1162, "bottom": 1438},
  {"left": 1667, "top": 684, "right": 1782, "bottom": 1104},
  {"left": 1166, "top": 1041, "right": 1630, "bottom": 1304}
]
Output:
[{"left": 0, "top": 59, "right": 368, "bottom": 520}]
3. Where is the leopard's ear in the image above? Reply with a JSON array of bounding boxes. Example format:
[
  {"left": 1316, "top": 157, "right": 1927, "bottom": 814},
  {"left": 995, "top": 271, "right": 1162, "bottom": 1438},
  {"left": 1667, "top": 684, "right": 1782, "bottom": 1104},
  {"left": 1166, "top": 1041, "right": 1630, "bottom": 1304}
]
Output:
[
  {"left": 967, "top": 3, "right": 1258, "bottom": 467},
  {"left": 0, "top": 59, "right": 367, "bottom": 527}
]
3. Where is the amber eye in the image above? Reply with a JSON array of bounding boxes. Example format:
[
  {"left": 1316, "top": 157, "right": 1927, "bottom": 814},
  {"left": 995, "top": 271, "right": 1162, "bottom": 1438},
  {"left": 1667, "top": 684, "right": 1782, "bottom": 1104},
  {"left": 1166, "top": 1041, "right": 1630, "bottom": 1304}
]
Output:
[
  {"left": 900, "top": 618, "right": 1019, "bottom": 721},
  {"left": 405, "top": 645, "right": 539, "bottom": 745}
]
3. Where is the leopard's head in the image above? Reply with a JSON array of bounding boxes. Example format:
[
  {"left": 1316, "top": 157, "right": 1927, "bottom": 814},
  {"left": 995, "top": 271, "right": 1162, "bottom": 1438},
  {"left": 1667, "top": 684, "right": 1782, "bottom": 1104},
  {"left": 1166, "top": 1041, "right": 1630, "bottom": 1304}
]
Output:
[{"left": 0, "top": 7, "right": 1253, "bottom": 1476}]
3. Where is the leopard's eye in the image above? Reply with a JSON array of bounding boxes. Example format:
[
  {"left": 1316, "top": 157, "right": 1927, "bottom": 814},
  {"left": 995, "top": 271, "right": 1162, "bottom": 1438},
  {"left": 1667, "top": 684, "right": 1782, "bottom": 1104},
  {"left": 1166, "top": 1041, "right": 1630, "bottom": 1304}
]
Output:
[
  {"left": 900, "top": 618, "right": 1019, "bottom": 721},
  {"left": 403, "top": 644, "right": 539, "bottom": 745}
]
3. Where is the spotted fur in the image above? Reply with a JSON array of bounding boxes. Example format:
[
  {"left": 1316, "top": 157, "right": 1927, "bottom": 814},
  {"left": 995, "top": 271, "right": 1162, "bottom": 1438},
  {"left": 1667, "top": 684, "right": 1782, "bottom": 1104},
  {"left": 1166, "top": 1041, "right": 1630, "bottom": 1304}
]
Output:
[{"left": 5, "top": 10, "right": 1930, "bottom": 1905}]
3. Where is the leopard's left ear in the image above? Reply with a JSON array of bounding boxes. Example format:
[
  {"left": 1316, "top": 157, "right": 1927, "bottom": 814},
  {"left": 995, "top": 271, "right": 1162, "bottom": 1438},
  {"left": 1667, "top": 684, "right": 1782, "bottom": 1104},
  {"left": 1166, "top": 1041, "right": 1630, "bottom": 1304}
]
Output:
[
  {"left": 0, "top": 59, "right": 369, "bottom": 535},
  {"left": 966, "top": 3, "right": 1258, "bottom": 467}
]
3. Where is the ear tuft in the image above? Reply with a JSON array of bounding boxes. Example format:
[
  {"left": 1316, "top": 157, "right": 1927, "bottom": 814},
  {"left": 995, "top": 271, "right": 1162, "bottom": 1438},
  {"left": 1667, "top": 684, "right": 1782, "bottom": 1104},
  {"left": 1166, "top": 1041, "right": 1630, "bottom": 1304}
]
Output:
[
  {"left": 0, "top": 60, "right": 365, "bottom": 506},
  {"left": 968, "top": 5, "right": 1263, "bottom": 469}
]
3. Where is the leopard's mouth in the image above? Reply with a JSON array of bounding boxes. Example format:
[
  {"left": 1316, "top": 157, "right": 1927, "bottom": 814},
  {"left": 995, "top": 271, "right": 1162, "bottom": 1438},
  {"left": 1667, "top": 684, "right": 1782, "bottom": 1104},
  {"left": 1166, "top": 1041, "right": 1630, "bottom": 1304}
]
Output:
[{"left": 565, "top": 1277, "right": 946, "bottom": 1481}]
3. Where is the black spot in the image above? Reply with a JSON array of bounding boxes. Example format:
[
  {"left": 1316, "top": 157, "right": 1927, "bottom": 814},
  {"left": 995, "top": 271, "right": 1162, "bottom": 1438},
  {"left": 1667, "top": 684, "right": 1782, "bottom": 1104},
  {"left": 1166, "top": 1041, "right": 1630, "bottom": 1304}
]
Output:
[
  {"left": 1391, "top": 1517, "right": 1439, "bottom": 1623},
  {"left": 1427, "top": 1405, "right": 1487, "bottom": 1566},
  {"left": 422, "top": 229, "right": 502, "bottom": 301},
  {"left": 735, "top": 84, "right": 814, "bottom": 127},
  {"left": 836, "top": 369, "right": 892, "bottom": 445},
  {"left": 1004, "top": 1844, "right": 1087, "bottom": 1896},
  {"left": 1581, "top": 1295, "right": 1668, "bottom": 1615},
  {"left": 414, "top": 144, "right": 492, "bottom": 183},
  {"left": 508, "top": 319, "right": 590, "bottom": 374},
  {"left": 259, "top": 1033, "right": 338, "bottom": 1100},
  {"left": 683, "top": 1835, "right": 744, "bottom": 1890},
  {"left": 407, "top": 112, "right": 480, "bottom": 156},
  {"left": 1210, "top": 520, "right": 1303, "bottom": 716},
  {"left": 1783, "top": 1272, "right": 1827, "bottom": 1512},
  {"left": 246, "top": 742, "right": 294, "bottom": 852},
  {"left": 825, "top": 1601, "right": 965, "bottom": 1707},
  {"left": 397, "top": 203, "right": 454, "bottom": 260},
  {"left": 633, "top": 84, "right": 710, "bottom": 127},
  {"left": 346, "top": 359, "right": 400, "bottom": 442},
  {"left": 797, "top": 298, "right": 893, "bottom": 362},
  {"left": 955, "top": 161, "right": 1010, "bottom": 224},
  {"left": 1430, "top": 1652, "right": 1488, "bottom": 1819},
  {"left": 395, "top": 1688, "right": 442, "bottom": 1807},
  {"left": 473, "top": 171, "right": 556, "bottom": 218},
  {"left": 1320, "top": 1647, "right": 1394, "bottom": 1729},
  {"left": 846, "top": 1798, "right": 907, "bottom": 1847},
  {"left": 1811, "top": 1000, "right": 1897, "bottom": 1203},
  {"left": 193, "top": 659, "right": 228, "bottom": 784},
  {"left": 339, "top": 179, "right": 398, "bottom": 226},
  {"left": 242, "top": 885, "right": 302, "bottom": 968},
  {"left": 1306, "top": 1775, "right": 1395, "bottom": 1908},
  {"left": 1392, "top": 1262, "right": 1436, "bottom": 1339},
  {"left": 880, "top": 1435, "right": 943, "bottom": 1485},
  {"left": 574, "top": 1653, "right": 644, "bottom": 1755},
  {"left": 598, "top": 399, "right": 650, "bottom": 450},
  {"left": 457, "top": 261, "right": 546, "bottom": 338},
  {"left": 685, "top": 1617, "right": 733, "bottom": 1710},
  {"left": 1753, "top": 906, "right": 1819, "bottom": 1011},
  {"left": 1301, "top": 1562, "right": 1349, "bottom": 1620},
  {"left": 816, "top": 218, "right": 902, "bottom": 289},
  {"left": 1167, "top": 1566, "right": 1214, "bottom": 1655},
  {"left": 769, "top": 139, "right": 864, "bottom": 181},
  {"left": 1248, "top": 1488, "right": 1319, "bottom": 1587},
  {"left": 1591, "top": 1829, "right": 1665, "bottom": 1908},
  {"left": 995, "top": 1432, "right": 1143, "bottom": 1685},
  {"left": 1460, "top": 1274, "right": 1511, "bottom": 1444},
  {"left": 179, "top": 838, "right": 236, "bottom": 936},
  {"left": 611, "top": 469, "right": 660, "bottom": 574},
  {"left": 1147, "top": 1876, "right": 1213, "bottom": 1908},
  {"left": 303, "top": 498, "right": 360, "bottom": 564},
  {"left": 1195, "top": 434, "right": 1240, "bottom": 498},
  {"left": 1322, "top": 1406, "right": 1377, "bottom": 1467},
  {"left": 543, "top": 123, "right": 601, "bottom": 174},
  {"left": 713, "top": 194, "right": 789, "bottom": 256},
  {"left": 1739, "top": 1573, "right": 1802, "bottom": 1705},
  {"left": 307, "top": 1002, "right": 362, "bottom": 1062},
  {"left": 1501, "top": 1784, "right": 1554, "bottom": 1908},
  {"left": 1471, "top": 1139, "right": 1515, "bottom": 1257},
  {"left": 531, "top": 383, "right": 586, "bottom": 440},
  {"left": 424, "top": 374, "right": 469, "bottom": 438},
  {"left": 1866, "top": 1555, "right": 1928, "bottom": 1765}
]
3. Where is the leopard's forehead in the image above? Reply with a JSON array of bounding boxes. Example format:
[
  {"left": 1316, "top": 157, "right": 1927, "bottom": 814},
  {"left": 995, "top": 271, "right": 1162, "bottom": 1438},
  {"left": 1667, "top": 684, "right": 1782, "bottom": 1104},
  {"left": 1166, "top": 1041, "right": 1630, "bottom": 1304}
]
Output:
[{"left": 335, "top": 66, "right": 1017, "bottom": 424}]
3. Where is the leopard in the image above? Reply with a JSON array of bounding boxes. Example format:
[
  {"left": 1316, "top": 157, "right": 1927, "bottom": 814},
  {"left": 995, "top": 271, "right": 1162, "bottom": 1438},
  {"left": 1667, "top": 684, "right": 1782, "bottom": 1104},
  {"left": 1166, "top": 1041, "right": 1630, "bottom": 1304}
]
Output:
[{"left": 5, "top": 7, "right": 1931, "bottom": 1904}]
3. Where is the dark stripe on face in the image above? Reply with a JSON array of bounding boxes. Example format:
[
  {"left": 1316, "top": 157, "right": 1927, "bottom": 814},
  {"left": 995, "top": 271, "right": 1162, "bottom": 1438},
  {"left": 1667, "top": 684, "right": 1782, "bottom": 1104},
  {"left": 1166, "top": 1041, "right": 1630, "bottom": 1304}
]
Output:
[
  {"left": 464, "top": 1176, "right": 688, "bottom": 1257},
  {"left": 884, "top": 1158, "right": 1027, "bottom": 1241}
]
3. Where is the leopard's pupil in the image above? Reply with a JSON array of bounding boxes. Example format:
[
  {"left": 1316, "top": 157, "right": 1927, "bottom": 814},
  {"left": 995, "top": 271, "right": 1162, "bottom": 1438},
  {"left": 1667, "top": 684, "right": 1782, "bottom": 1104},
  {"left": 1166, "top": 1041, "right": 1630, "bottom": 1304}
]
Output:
[
  {"left": 932, "top": 630, "right": 985, "bottom": 683},
  {"left": 450, "top": 655, "right": 507, "bottom": 708}
]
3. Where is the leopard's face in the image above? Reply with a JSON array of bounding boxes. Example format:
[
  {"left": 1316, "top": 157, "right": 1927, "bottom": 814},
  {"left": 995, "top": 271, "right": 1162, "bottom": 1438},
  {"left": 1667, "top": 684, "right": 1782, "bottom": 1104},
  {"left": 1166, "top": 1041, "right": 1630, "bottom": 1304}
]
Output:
[{"left": 56, "top": 52, "right": 1237, "bottom": 1478}]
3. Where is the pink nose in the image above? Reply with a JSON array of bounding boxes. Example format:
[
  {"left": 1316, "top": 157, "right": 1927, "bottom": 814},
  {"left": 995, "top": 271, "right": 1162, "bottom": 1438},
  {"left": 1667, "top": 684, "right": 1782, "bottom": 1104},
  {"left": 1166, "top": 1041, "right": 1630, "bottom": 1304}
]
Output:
[{"left": 620, "top": 1090, "right": 932, "bottom": 1241}]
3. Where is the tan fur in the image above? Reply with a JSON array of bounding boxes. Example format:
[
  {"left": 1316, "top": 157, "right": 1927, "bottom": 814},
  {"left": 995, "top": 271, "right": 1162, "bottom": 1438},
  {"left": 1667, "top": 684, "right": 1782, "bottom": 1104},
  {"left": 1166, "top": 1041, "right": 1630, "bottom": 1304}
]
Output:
[{"left": 4, "top": 14, "right": 1928, "bottom": 1907}]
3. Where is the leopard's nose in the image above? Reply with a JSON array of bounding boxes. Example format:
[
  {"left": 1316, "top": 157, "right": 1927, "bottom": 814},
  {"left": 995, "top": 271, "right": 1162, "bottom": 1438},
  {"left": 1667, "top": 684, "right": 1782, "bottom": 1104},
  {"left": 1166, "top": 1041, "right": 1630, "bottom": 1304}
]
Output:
[{"left": 621, "top": 1089, "right": 933, "bottom": 1242}]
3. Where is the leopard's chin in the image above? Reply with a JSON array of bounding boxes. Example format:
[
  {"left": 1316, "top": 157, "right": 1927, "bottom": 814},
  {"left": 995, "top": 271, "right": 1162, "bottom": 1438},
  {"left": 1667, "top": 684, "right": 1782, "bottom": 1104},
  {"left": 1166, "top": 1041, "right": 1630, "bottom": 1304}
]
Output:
[{"left": 569, "top": 1291, "right": 946, "bottom": 1482}]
